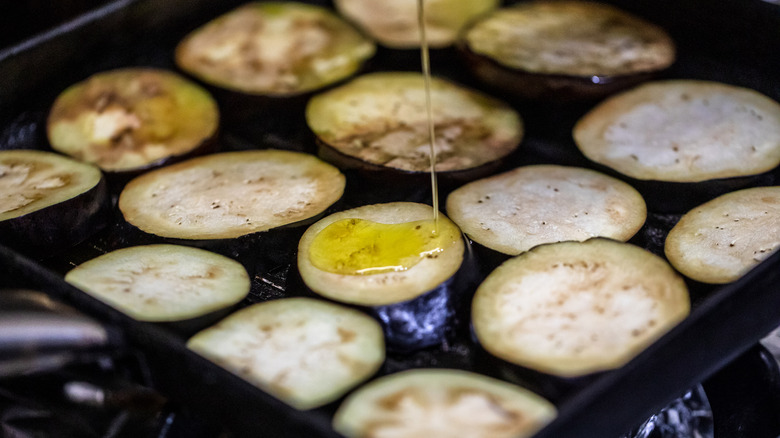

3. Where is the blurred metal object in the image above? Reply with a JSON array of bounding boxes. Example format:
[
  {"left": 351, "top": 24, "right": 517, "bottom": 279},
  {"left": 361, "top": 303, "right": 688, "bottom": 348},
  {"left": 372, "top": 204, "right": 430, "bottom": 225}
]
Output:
[{"left": 623, "top": 386, "right": 713, "bottom": 438}]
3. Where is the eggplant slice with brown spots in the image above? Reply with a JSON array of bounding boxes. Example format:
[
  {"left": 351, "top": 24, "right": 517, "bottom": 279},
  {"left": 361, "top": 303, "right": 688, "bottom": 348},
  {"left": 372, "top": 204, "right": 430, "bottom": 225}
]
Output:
[
  {"left": 187, "top": 297, "right": 385, "bottom": 410},
  {"left": 333, "top": 368, "right": 556, "bottom": 438},
  {"left": 297, "top": 202, "right": 477, "bottom": 351},
  {"left": 458, "top": 1, "right": 675, "bottom": 101},
  {"left": 574, "top": 80, "right": 780, "bottom": 211},
  {"left": 446, "top": 165, "right": 646, "bottom": 265},
  {"left": 306, "top": 72, "right": 523, "bottom": 186},
  {"left": 334, "top": 0, "right": 499, "bottom": 49},
  {"left": 472, "top": 238, "right": 690, "bottom": 378},
  {"left": 0, "top": 149, "right": 109, "bottom": 256},
  {"left": 118, "top": 150, "right": 345, "bottom": 240},
  {"left": 665, "top": 186, "right": 780, "bottom": 284},
  {"left": 175, "top": 2, "right": 375, "bottom": 97},
  {"left": 65, "top": 244, "right": 250, "bottom": 330},
  {"left": 47, "top": 68, "right": 219, "bottom": 175}
]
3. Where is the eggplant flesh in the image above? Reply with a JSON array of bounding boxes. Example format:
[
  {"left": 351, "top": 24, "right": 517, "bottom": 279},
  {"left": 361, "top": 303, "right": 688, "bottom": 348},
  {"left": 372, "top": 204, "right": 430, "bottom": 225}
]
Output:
[
  {"left": 47, "top": 68, "right": 219, "bottom": 174},
  {"left": 0, "top": 150, "right": 109, "bottom": 257},
  {"left": 665, "top": 186, "right": 780, "bottom": 284},
  {"left": 118, "top": 150, "right": 346, "bottom": 240},
  {"left": 187, "top": 297, "right": 385, "bottom": 410},
  {"left": 64, "top": 244, "right": 250, "bottom": 324},
  {"left": 297, "top": 202, "right": 477, "bottom": 351},
  {"left": 459, "top": 1, "right": 675, "bottom": 101},
  {"left": 334, "top": 0, "right": 499, "bottom": 49},
  {"left": 472, "top": 238, "right": 690, "bottom": 378},
  {"left": 306, "top": 72, "right": 522, "bottom": 177},
  {"left": 333, "top": 368, "right": 556, "bottom": 438},
  {"left": 175, "top": 2, "right": 375, "bottom": 97}
]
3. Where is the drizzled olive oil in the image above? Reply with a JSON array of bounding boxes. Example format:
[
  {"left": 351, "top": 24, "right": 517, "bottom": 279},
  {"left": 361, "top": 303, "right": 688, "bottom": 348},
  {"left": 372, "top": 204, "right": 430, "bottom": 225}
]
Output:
[
  {"left": 309, "top": 218, "right": 444, "bottom": 275},
  {"left": 419, "top": 0, "right": 440, "bottom": 228}
]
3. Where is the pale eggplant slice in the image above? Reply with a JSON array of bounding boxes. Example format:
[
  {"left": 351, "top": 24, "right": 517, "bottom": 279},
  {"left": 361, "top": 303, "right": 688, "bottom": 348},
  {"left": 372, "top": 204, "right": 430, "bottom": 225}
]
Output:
[
  {"left": 187, "top": 297, "right": 385, "bottom": 410},
  {"left": 297, "top": 202, "right": 475, "bottom": 351},
  {"left": 665, "top": 186, "right": 780, "bottom": 284},
  {"left": 175, "top": 2, "right": 375, "bottom": 97},
  {"left": 47, "top": 68, "right": 219, "bottom": 174},
  {"left": 118, "top": 150, "right": 345, "bottom": 240},
  {"left": 64, "top": 244, "right": 250, "bottom": 323},
  {"left": 472, "top": 238, "right": 690, "bottom": 378},
  {"left": 306, "top": 72, "right": 523, "bottom": 183},
  {"left": 458, "top": 1, "right": 675, "bottom": 100},
  {"left": 574, "top": 80, "right": 780, "bottom": 211},
  {"left": 0, "top": 150, "right": 108, "bottom": 255},
  {"left": 446, "top": 164, "right": 647, "bottom": 257},
  {"left": 334, "top": 0, "right": 499, "bottom": 49},
  {"left": 333, "top": 368, "right": 556, "bottom": 438}
]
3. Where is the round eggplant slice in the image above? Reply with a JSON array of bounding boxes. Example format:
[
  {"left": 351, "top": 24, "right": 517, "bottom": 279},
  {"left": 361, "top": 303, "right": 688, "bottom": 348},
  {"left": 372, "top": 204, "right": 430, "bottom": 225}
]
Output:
[
  {"left": 118, "top": 150, "right": 345, "bottom": 240},
  {"left": 574, "top": 80, "right": 780, "bottom": 211},
  {"left": 175, "top": 2, "right": 375, "bottom": 97},
  {"left": 458, "top": 1, "right": 675, "bottom": 100},
  {"left": 446, "top": 164, "right": 646, "bottom": 257},
  {"left": 334, "top": 0, "right": 498, "bottom": 49},
  {"left": 47, "top": 68, "right": 219, "bottom": 174},
  {"left": 333, "top": 368, "right": 556, "bottom": 438},
  {"left": 306, "top": 72, "right": 523, "bottom": 183},
  {"left": 64, "top": 244, "right": 249, "bottom": 324},
  {"left": 187, "top": 297, "right": 385, "bottom": 410},
  {"left": 297, "top": 202, "right": 474, "bottom": 350},
  {"left": 665, "top": 186, "right": 780, "bottom": 284},
  {"left": 0, "top": 150, "right": 108, "bottom": 255},
  {"left": 472, "top": 238, "right": 690, "bottom": 378}
]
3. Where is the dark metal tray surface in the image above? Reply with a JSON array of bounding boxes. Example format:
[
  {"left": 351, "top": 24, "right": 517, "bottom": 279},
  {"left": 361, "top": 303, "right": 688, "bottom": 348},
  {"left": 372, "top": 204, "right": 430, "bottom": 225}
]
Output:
[{"left": 1, "top": 0, "right": 780, "bottom": 437}]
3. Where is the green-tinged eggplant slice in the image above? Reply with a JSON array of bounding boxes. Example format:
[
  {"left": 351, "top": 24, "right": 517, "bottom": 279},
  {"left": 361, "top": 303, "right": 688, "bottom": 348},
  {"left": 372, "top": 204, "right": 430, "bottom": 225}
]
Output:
[
  {"left": 334, "top": 0, "right": 499, "bottom": 49},
  {"left": 459, "top": 1, "right": 675, "bottom": 100},
  {"left": 187, "top": 297, "right": 385, "bottom": 410},
  {"left": 472, "top": 239, "right": 690, "bottom": 377},
  {"left": 446, "top": 164, "right": 646, "bottom": 256},
  {"left": 665, "top": 186, "right": 780, "bottom": 284},
  {"left": 118, "top": 150, "right": 345, "bottom": 240},
  {"left": 175, "top": 2, "right": 375, "bottom": 96},
  {"left": 47, "top": 68, "right": 219, "bottom": 173},
  {"left": 65, "top": 244, "right": 249, "bottom": 322},
  {"left": 297, "top": 202, "right": 474, "bottom": 350},
  {"left": 333, "top": 368, "right": 556, "bottom": 438},
  {"left": 0, "top": 150, "right": 108, "bottom": 254},
  {"left": 306, "top": 72, "right": 522, "bottom": 180}
]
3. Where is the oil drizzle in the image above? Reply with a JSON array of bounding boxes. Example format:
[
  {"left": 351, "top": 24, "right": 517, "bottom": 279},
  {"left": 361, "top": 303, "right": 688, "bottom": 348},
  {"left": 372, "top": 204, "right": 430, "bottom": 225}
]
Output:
[{"left": 418, "top": 0, "right": 439, "bottom": 230}]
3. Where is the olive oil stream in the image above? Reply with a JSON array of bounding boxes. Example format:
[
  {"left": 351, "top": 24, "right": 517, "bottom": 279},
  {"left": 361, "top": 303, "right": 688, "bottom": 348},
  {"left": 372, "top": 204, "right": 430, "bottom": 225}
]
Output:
[{"left": 308, "top": 1, "right": 444, "bottom": 276}]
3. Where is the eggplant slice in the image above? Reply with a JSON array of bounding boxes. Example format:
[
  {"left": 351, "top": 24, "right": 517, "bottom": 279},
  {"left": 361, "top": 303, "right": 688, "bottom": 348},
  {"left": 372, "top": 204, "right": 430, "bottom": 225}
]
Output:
[
  {"left": 0, "top": 149, "right": 108, "bottom": 255},
  {"left": 187, "top": 297, "right": 385, "bottom": 410},
  {"left": 333, "top": 368, "right": 556, "bottom": 438},
  {"left": 47, "top": 68, "right": 219, "bottom": 174},
  {"left": 472, "top": 238, "right": 690, "bottom": 377},
  {"left": 65, "top": 244, "right": 250, "bottom": 322},
  {"left": 118, "top": 150, "right": 345, "bottom": 240},
  {"left": 665, "top": 186, "right": 780, "bottom": 284},
  {"left": 297, "top": 202, "right": 474, "bottom": 350},
  {"left": 574, "top": 80, "right": 780, "bottom": 183},
  {"left": 306, "top": 72, "right": 522, "bottom": 180},
  {"left": 334, "top": 0, "right": 499, "bottom": 49},
  {"left": 175, "top": 2, "right": 375, "bottom": 96},
  {"left": 446, "top": 164, "right": 646, "bottom": 256},
  {"left": 458, "top": 1, "right": 675, "bottom": 100}
]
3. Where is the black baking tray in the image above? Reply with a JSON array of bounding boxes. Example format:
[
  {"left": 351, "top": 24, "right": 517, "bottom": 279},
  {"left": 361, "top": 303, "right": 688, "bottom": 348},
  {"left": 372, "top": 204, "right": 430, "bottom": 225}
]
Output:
[{"left": 1, "top": 0, "right": 780, "bottom": 437}]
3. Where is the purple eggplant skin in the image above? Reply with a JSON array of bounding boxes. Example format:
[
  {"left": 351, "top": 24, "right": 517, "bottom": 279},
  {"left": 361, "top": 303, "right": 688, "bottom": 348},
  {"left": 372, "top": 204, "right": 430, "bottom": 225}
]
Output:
[
  {"left": 457, "top": 44, "right": 661, "bottom": 103},
  {"left": 0, "top": 176, "right": 110, "bottom": 259}
]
